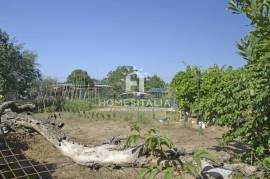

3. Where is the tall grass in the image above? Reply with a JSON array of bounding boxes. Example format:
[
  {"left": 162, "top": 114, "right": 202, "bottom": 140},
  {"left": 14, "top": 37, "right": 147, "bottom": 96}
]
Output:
[
  {"left": 37, "top": 99, "right": 93, "bottom": 114},
  {"left": 63, "top": 100, "right": 92, "bottom": 112}
]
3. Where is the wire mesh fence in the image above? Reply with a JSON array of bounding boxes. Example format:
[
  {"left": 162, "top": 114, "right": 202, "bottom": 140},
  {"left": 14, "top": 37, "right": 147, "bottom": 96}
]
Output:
[{"left": 0, "top": 134, "right": 55, "bottom": 179}]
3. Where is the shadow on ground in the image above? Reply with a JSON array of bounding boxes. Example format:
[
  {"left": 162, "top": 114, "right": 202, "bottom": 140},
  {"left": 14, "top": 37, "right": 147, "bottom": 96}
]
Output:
[{"left": 0, "top": 133, "right": 56, "bottom": 179}]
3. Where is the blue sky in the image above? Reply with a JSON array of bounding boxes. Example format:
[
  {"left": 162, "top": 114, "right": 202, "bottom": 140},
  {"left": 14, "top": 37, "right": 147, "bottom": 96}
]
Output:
[{"left": 0, "top": 0, "right": 250, "bottom": 82}]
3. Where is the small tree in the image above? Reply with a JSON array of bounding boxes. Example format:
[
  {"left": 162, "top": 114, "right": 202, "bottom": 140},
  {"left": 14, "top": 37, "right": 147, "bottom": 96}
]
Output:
[
  {"left": 0, "top": 29, "right": 41, "bottom": 99},
  {"left": 198, "top": 65, "right": 243, "bottom": 124},
  {"left": 67, "top": 69, "right": 94, "bottom": 87},
  {"left": 145, "top": 75, "right": 166, "bottom": 91},
  {"left": 220, "top": 0, "right": 270, "bottom": 163},
  {"left": 103, "top": 66, "right": 135, "bottom": 93},
  {"left": 171, "top": 66, "right": 200, "bottom": 114}
]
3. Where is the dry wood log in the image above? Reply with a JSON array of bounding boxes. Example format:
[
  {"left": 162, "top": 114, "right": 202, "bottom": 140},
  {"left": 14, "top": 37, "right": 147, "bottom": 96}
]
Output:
[{"left": 0, "top": 101, "right": 150, "bottom": 168}]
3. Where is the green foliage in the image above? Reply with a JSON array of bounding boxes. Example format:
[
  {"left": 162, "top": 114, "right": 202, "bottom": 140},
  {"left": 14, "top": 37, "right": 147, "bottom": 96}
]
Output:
[
  {"left": 171, "top": 66, "right": 200, "bottom": 113},
  {"left": 130, "top": 123, "right": 142, "bottom": 133},
  {"left": 171, "top": 65, "right": 243, "bottom": 123},
  {"left": 143, "top": 129, "right": 173, "bottom": 155},
  {"left": 171, "top": 0, "right": 270, "bottom": 167},
  {"left": 126, "top": 125, "right": 217, "bottom": 179},
  {"left": 199, "top": 66, "right": 243, "bottom": 125},
  {"left": 139, "top": 166, "right": 174, "bottom": 179},
  {"left": 38, "top": 99, "right": 92, "bottom": 114},
  {"left": 145, "top": 75, "right": 166, "bottom": 92},
  {"left": 103, "top": 66, "right": 135, "bottom": 93},
  {"left": 185, "top": 150, "right": 216, "bottom": 178},
  {"left": 261, "top": 157, "right": 270, "bottom": 175},
  {"left": 221, "top": 0, "right": 270, "bottom": 162},
  {"left": 67, "top": 69, "right": 94, "bottom": 86},
  {"left": 127, "top": 125, "right": 175, "bottom": 179},
  {"left": 126, "top": 124, "right": 172, "bottom": 156},
  {"left": 63, "top": 100, "right": 92, "bottom": 113},
  {"left": 0, "top": 29, "right": 41, "bottom": 98}
]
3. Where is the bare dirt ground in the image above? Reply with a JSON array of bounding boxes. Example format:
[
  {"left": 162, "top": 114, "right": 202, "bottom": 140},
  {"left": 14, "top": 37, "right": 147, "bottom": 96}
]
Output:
[{"left": 20, "top": 111, "right": 227, "bottom": 179}]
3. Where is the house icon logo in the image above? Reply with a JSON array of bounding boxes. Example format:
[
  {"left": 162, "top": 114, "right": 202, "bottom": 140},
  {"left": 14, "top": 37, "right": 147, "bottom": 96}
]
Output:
[{"left": 125, "top": 69, "right": 146, "bottom": 93}]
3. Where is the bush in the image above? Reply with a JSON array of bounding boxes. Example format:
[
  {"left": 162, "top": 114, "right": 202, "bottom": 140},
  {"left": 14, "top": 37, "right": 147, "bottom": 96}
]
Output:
[{"left": 171, "top": 0, "right": 270, "bottom": 170}]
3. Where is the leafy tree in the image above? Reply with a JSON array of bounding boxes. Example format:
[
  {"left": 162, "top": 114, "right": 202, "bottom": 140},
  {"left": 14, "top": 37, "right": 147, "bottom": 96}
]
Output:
[
  {"left": 66, "top": 69, "right": 94, "bottom": 86},
  {"left": 198, "top": 65, "right": 243, "bottom": 123},
  {"left": 170, "top": 64, "right": 244, "bottom": 121},
  {"left": 0, "top": 29, "right": 41, "bottom": 99},
  {"left": 171, "top": 1, "right": 270, "bottom": 165},
  {"left": 145, "top": 75, "right": 166, "bottom": 91},
  {"left": 170, "top": 66, "right": 200, "bottom": 114},
  {"left": 103, "top": 66, "right": 135, "bottom": 93},
  {"left": 219, "top": 0, "right": 270, "bottom": 162},
  {"left": 194, "top": 0, "right": 270, "bottom": 167}
]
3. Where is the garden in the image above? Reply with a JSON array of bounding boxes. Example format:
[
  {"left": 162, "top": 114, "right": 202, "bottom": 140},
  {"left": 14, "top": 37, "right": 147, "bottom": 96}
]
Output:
[{"left": 0, "top": 0, "right": 269, "bottom": 178}]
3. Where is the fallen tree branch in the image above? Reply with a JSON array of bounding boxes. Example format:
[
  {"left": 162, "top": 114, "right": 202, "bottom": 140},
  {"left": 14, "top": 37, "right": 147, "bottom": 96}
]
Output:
[
  {"left": 0, "top": 101, "right": 150, "bottom": 168},
  {"left": 0, "top": 101, "right": 35, "bottom": 115}
]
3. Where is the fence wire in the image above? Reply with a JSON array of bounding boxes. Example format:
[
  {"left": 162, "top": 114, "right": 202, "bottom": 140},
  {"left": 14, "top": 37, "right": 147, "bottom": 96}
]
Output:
[{"left": 0, "top": 134, "right": 55, "bottom": 179}]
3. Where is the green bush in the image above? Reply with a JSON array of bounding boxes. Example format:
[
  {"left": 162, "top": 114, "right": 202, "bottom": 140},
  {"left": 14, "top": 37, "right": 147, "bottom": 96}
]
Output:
[{"left": 171, "top": 0, "right": 270, "bottom": 171}]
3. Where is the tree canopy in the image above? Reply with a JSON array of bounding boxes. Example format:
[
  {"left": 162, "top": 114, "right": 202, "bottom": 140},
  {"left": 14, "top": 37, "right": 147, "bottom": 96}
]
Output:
[
  {"left": 66, "top": 69, "right": 94, "bottom": 87},
  {"left": 0, "top": 29, "right": 41, "bottom": 99},
  {"left": 145, "top": 75, "right": 166, "bottom": 92},
  {"left": 223, "top": 0, "right": 270, "bottom": 163},
  {"left": 171, "top": 66, "right": 199, "bottom": 113},
  {"left": 171, "top": 0, "right": 270, "bottom": 169},
  {"left": 103, "top": 66, "right": 135, "bottom": 93}
]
